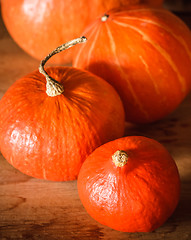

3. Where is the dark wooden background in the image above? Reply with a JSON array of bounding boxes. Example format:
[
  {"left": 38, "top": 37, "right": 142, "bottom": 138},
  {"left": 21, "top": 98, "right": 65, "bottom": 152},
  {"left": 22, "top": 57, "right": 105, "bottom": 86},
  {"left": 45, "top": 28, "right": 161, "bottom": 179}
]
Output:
[{"left": 0, "top": 1, "right": 191, "bottom": 239}]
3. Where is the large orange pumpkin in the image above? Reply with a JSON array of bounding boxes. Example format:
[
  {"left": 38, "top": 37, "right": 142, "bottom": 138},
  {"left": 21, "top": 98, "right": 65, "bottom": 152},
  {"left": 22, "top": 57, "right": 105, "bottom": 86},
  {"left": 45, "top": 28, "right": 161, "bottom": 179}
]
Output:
[
  {"left": 78, "top": 136, "right": 180, "bottom": 232},
  {"left": 0, "top": 37, "right": 125, "bottom": 181},
  {"left": 73, "top": 5, "right": 191, "bottom": 123},
  {"left": 1, "top": 0, "right": 163, "bottom": 64}
]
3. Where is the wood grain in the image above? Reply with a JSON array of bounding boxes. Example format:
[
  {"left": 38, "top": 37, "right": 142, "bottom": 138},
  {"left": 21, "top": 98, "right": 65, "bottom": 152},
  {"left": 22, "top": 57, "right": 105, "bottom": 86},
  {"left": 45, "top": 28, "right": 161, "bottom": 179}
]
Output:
[{"left": 0, "top": 6, "right": 191, "bottom": 240}]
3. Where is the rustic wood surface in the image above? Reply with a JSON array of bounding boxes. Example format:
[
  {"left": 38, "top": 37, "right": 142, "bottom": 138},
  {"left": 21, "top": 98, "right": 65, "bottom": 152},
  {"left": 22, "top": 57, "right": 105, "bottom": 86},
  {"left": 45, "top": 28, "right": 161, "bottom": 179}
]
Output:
[{"left": 0, "top": 6, "right": 191, "bottom": 240}]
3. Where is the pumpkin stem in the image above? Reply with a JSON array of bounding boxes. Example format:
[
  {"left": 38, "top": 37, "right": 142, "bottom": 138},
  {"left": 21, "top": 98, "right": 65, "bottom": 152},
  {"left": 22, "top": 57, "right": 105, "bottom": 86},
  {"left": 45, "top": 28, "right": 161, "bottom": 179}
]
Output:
[
  {"left": 112, "top": 150, "right": 128, "bottom": 167},
  {"left": 101, "top": 14, "right": 109, "bottom": 22},
  {"left": 39, "top": 36, "right": 87, "bottom": 97}
]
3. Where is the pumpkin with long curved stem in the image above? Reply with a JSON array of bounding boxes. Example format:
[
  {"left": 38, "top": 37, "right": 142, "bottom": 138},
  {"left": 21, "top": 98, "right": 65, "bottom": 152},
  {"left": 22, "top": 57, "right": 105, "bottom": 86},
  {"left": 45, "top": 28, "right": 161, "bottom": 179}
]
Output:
[
  {"left": 78, "top": 136, "right": 180, "bottom": 232},
  {"left": 0, "top": 37, "right": 125, "bottom": 181},
  {"left": 73, "top": 5, "right": 191, "bottom": 123},
  {"left": 1, "top": 0, "right": 163, "bottom": 64}
]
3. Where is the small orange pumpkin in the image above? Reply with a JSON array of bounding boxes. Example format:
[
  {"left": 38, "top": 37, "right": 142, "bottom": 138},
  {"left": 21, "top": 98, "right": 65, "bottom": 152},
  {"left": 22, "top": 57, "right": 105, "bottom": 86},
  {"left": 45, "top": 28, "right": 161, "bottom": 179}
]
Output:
[
  {"left": 78, "top": 136, "right": 180, "bottom": 232},
  {"left": 0, "top": 37, "right": 125, "bottom": 181},
  {"left": 1, "top": 0, "right": 163, "bottom": 64},
  {"left": 73, "top": 5, "right": 191, "bottom": 123}
]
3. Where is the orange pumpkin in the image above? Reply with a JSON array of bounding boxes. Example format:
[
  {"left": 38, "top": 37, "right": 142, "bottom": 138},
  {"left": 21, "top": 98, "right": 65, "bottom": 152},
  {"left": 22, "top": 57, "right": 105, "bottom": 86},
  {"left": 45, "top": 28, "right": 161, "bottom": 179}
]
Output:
[
  {"left": 73, "top": 5, "right": 191, "bottom": 123},
  {"left": 0, "top": 37, "right": 125, "bottom": 181},
  {"left": 1, "top": 0, "right": 163, "bottom": 64},
  {"left": 78, "top": 136, "right": 180, "bottom": 232}
]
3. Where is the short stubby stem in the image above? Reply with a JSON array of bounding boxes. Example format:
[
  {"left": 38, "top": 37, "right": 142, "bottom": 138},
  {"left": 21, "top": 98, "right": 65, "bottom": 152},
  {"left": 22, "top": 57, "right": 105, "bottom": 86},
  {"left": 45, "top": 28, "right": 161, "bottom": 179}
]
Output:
[
  {"left": 112, "top": 150, "right": 128, "bottom": 167},
  {"left": 39, "top": 36, "right": 87, "bottom": 97},
  {"left": 101, "top": 14, "right": 109, "bottom": 22}
]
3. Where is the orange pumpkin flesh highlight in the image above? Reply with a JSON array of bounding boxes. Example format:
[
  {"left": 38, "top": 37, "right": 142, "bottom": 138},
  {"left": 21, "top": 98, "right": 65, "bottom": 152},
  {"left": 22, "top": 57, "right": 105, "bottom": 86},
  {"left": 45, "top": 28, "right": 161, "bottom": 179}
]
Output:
[
  {"left": 1, "top": 0, "right": 163, "bottom": 64},
  {"left": 0, "top": 66, "right": 125, "bottom": 181},
  {"left": 77, "top": 136, "right": 180, "bottom": 232},
  {"left": 73, "top": 5, "right": 191, "bottom": 123}
]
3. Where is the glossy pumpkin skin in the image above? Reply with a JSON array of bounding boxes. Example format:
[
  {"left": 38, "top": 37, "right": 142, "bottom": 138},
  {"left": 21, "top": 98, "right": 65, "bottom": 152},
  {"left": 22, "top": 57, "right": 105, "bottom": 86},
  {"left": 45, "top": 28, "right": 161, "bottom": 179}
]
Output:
[
  {"left": 78, "top": 136, "right": 180, "bottom": 232},
  {"left": 73, "top": 5, "right": 191, "bottom": 123},
  {"left": 1, "top": 0, "right": 163, "bottom": 64},
  {"left": 0, "top": 67, "right": 125, "bottom": 181}
]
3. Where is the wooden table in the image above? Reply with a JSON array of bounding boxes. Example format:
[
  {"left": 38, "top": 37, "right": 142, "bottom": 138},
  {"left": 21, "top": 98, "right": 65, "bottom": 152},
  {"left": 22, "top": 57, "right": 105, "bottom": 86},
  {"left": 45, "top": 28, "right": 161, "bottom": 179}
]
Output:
[{"left": 0, "top": 8, "right": 191, "bottom": 240}]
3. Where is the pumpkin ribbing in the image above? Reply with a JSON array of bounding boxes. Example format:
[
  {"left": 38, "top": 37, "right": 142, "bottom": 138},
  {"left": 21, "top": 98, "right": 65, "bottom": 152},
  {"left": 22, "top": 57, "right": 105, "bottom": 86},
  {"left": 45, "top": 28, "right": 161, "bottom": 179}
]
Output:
[
  {"left": 78, "top": 136, "right": 180, "bottom": 232},
  {"left": 1, "top": 0, "right": 163, "bottom": 64},
  {"left": 0, "top": 37, "right": 125, "bottom": 181},
  {"left": 73, "top": 5, "right": 191, "bottom": 123}
]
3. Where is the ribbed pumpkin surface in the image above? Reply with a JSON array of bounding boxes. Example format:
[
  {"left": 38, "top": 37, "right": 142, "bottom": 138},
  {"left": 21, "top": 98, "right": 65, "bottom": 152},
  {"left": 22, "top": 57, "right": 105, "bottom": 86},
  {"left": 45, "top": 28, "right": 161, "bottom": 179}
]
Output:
[
  {"left": 73, "top": 5, "right": 191, "bottom": 123},
  {"left": 0, "top": 67, "right": 125, "bottom": 181},
  {"left": 1, "top": 0, "right": 163, "bottom": 64},
  {"left": 78, "top": 136, "right": 180, "bottom": 232}
]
